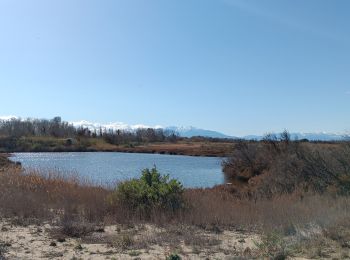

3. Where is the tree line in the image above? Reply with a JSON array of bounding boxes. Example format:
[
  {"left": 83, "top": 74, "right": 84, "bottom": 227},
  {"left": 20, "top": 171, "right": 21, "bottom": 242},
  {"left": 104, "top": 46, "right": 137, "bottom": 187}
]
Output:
[{"left": 0, "top": 117, "right": 179, "bottom": 145}]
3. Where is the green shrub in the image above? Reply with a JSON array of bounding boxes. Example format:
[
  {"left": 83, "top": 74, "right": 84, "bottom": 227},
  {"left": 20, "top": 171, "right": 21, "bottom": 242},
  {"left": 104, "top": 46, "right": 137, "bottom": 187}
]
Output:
[
  {"left": 109, "top": 168, "right": 184, "bottom": 216},
  {"left": 339, "top": 174, "right": 350, "bottom": 195},
  {"left": 166, "top": 253, "right": 181, "bottom": 260}
]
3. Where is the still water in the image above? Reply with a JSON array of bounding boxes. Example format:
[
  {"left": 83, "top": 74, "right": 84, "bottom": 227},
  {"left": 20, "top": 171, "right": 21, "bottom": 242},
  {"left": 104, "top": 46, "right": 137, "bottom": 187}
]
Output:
[{"left": 11, "top": 152, "right": 225, "bottom": 188}]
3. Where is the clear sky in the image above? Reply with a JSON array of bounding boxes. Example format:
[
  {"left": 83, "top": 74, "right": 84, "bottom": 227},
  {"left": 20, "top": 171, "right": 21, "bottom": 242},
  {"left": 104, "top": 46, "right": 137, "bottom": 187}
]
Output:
[{"left": 0, "top": 0, "right": 349, "bottom": 136}]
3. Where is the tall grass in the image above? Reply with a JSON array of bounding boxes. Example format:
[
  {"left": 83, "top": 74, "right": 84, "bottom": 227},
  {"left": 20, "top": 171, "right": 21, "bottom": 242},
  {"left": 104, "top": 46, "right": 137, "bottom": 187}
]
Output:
[
  {"left": 0, "top": 167, "right": 109, "bottom": 222},
  {"left": 1, "top": 164, "right": 350, "bottom": 236},
  {"left": 182, "top": 188, "right": 350, "bottom": 232}
]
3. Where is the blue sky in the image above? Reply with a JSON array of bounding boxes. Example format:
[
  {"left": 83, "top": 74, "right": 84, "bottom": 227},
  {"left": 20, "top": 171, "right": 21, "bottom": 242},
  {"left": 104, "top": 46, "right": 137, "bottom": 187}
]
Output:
[{"left": 0, "top": 0, "right": 349, "bottom": 136}]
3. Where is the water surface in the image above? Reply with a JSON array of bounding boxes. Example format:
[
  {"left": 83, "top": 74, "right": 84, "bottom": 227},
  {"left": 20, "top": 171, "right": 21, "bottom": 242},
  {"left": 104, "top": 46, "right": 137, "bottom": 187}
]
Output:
[{"left": 11, "top": 152, "right": 225, "bottom": 188}]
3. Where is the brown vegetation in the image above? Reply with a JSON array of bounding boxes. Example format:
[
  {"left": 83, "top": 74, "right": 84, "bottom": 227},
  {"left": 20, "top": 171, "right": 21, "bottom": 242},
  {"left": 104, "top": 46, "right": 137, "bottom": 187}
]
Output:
[
  {"left": 223, "top": 134, "right": 350, "bottom": 198},
  {"left": 1, "top": 163, "right": 350, "bottom": 233},
  {"left": 1, "top": 165, "right": 350, "bottom": 258},
  {"left": 2, "top": 136, "right": 350, "bottom": 258},
  {"left": 0, "top": 117, "right": 236, "bottom": 156},
  {"left": 0, "top": 166, "right": 108, "bottom": 222},
  {"left": 0, "top": 136, "right": 235, "bottom": 156},
  {"left": 107, "top": 141, "right": 235, "bottom": 157}
]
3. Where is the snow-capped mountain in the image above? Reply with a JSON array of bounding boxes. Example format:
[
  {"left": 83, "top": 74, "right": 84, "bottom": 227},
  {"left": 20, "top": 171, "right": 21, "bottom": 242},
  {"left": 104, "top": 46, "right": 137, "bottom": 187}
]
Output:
[
  {"left": 71, "top": 121, "right": 347, "bottom": 141},
  {"left": 166, "top": 126, "right": 233, "bottom": 139},
  {"left": 71, "top": 120, "right": 163, "bottom": 132},
  {"left": 0, "top": 116, "right": 348, "bottom": 140},
  {"left": 290, "top": 132, "right": 346, "bottom": 141},
  {"left": 0, "top": 116, "right": 18, "bottom": 120},
  {"left": 71, "top": 121, "right": 233, "bottom": 138},
  {"left": 243, "top": 132, "right": 347, "bottom": 141}
]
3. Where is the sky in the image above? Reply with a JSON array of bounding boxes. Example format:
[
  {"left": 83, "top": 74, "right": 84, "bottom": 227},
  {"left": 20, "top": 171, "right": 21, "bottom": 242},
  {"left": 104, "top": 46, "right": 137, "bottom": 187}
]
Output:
[{"left": 0, "top": 0, "right": 349, "bottom": 136}]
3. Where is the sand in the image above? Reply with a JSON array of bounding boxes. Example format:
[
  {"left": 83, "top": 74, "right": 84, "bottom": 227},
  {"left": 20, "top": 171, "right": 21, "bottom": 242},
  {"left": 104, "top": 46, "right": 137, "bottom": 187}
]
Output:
[{"left": 0, "top": 220, "right": 259, "bottom": 260}]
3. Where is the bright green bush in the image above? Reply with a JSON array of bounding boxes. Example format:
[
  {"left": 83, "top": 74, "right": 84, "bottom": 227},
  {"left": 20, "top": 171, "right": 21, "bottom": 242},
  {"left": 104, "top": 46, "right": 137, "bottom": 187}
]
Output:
[
  {"left": 166, "top": 253, "right": 181, "bottom": 260},
  {"left": 109, "top": 168, "right": 184, "bottom": 215}
]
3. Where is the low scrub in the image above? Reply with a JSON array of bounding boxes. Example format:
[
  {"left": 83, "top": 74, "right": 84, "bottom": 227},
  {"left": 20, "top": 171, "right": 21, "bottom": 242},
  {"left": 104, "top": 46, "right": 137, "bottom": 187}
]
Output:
[
  {"left": 0, "top": 167, "right": 108, "bottom": 222},
  {"left": 108, "top": 168, "right": 184, "bottom": 218},
  {"left": 223, "top": 133, "right": 350, "bottom": 197},
  {"left": 1, "top": 156, "right": 350, "bottom": 244}
]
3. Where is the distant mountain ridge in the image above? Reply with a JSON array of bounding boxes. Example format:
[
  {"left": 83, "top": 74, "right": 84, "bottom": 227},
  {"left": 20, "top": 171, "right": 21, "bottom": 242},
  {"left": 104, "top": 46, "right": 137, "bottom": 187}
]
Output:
[
  {"left": 243, "top": 133, "right": 346, "bottom": 141},
  {"left": 71, "top": 121, "right": 233, "bottom": 138},
  {"left": 165, "top": 126, "right": 233, "bottom": 139},
  {"left": 72, "top": 120, "right": 347, "bottom": 141},
  {"left": 71, "top": 120, "right": 163, "bottom": 132},
  {"left": 0, "top": 116, "right": 347, "bottom": 141}
]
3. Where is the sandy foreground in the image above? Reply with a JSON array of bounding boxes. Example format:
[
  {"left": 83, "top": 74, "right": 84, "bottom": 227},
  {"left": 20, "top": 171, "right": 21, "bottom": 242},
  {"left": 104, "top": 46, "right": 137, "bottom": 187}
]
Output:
[
  {"left": 1, "top": 219, "right": 349, "bottom": 260},
  {"left": 0, "top": 219, "right": 260, "bottom": 260}
]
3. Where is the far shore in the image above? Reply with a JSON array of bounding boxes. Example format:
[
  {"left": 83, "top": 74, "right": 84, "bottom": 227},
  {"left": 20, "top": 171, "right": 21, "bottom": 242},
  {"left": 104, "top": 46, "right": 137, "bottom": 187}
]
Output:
[
  {"left": 0, "top": 139, "right": 234, "bottom": 157},
  {"left": 5, "top": 149, "right": 223, "bottom": 158}
]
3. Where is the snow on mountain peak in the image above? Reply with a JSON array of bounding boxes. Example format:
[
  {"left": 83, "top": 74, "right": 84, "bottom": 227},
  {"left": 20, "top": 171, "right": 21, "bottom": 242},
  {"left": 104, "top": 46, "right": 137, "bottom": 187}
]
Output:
[
  {"left": 0, "top": 116, "right": 348, "bottom": 140},
  {"left": 71, "top": 120, "right": 163, "bottom": 132},
  {"left": 0, "top": 115, "right": 18, "bottom": 120}
]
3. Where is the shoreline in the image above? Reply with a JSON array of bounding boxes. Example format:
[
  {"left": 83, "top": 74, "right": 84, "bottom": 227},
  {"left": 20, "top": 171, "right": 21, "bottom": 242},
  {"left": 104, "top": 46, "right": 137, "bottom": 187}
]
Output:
[
  {"left": 0, "top": 141, "right": 233, "bottom": 157},
  {"left": 0, "top": 153, "right": 17, "bottom": 168},
  {"left": 5, "top": 149, "right": 224, "bottom": 158},
  {"left": 0, "top": 136, "right": 235, "bottom": 157}
]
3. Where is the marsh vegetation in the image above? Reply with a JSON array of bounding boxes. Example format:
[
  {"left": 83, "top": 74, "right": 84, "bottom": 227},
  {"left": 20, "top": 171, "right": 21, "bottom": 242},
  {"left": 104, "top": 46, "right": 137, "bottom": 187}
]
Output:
[
  {"left": 1, "top": 133, "right": 350, "bottom": 259},
  {"left": 0, "top": 117, "right": 234, "bottom": 156},
  {"left": 1, "top": 119, "right": 350, "bottom": 258}
]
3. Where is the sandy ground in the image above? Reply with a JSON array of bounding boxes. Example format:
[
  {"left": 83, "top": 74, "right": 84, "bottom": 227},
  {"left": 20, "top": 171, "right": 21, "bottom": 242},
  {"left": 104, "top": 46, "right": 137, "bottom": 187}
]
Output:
[
  {"left": 0, "top": 220, "right": 259, "bottom": 259},
  {"left": 1, "top": 220, "right": 350, "bottom": 259}
]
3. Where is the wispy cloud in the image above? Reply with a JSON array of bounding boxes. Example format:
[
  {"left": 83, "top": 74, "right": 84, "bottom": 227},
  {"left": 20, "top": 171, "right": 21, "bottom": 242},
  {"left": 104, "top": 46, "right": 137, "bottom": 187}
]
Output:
[{"left": 346, "top": 91, "right": 350, "bottom": 95}]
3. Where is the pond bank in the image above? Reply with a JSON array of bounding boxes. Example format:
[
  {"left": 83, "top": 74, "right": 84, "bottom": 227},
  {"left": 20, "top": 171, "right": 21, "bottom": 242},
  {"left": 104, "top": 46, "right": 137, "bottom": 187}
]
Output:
[{"left": 0, "top": 137, "right": 234, "bottom": 157}]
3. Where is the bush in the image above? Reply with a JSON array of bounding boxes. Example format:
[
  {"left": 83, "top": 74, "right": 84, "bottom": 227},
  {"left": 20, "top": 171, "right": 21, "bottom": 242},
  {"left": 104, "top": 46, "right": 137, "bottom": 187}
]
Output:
[
  {"left": 109, "top": 168, "right": 184, "bottom": 217},
  {"left": 223, "top": 133, "right": 350, "bottom": 197},
  {"left": 59, "top": 217, "right": 95, "bottom": 238},
  {"left": 166, "top": 253, "right": 181, "bottom": 260}
]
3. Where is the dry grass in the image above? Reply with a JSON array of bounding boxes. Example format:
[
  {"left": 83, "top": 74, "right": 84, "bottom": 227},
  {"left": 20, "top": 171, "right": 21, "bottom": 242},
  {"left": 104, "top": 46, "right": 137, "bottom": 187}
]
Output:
[
  {"left": 1, "top": 163, "right": 350, "bottom": 236},
  {"left": 0, "top": 134, "right": 235, "bottom": 156},
  {"left": 181, "top": 188, "right": 350, "bottom": 234},
  {"left": 0, "top": 175, "right": 349, "bottom": 258},
  {"left": 2, "top": 147, "right": 350, "bottom": 259},
  {"left": 223, "top": 140, "right": 350, "bottom": 197},
  {"left": 0, "top": 166, "right": 109, "bottom": 222},
  {"left": 89, "top": 141, "right": 235, "bottom": 156}
]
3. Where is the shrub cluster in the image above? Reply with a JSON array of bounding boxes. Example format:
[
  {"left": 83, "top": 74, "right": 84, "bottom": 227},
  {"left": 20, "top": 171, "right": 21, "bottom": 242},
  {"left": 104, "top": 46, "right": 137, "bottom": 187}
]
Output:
[
  {"left": 223, "top": 132, "right": 350, "bottom": 197},
  {"left": 109, "top": 168, "right": 184, "bottom": 217}
]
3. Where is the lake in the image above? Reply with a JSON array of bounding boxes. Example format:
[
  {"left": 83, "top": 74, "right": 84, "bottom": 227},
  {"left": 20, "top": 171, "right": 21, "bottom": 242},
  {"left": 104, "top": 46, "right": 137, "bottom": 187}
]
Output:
[{"left": 10, "top": 152, "right": 225, "bottom": 188}]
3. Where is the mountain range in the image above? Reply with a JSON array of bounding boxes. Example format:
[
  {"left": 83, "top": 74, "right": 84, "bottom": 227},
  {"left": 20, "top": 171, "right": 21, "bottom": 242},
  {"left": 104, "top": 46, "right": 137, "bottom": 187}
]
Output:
[
  {"left": 243, "top": 133, "right": 346, "bottom": 142},
  {"left": 1, "top": 117, "right": 347, "bottom": 141},
  {"left": 71, "top": 120, "right": 347, "bottom": 141},
  {"left": 71, "top": 121, "right": 232, "bottom": 139}
]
